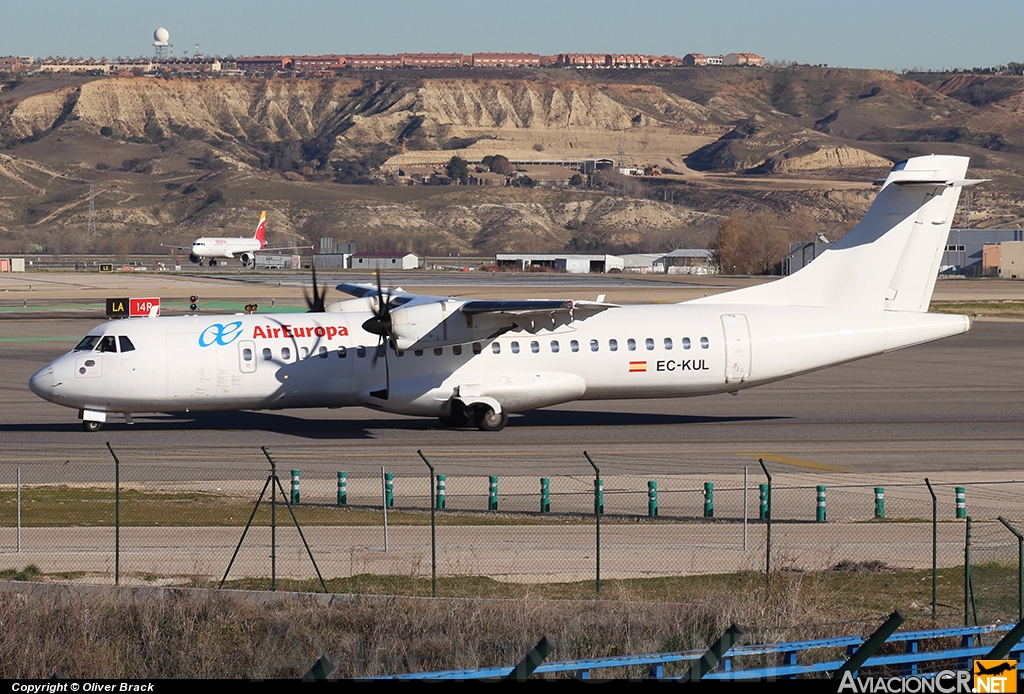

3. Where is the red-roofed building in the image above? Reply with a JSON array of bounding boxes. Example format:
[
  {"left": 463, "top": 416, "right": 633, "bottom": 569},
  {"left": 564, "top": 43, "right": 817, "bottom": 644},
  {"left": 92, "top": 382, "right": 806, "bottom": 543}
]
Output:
[
  {"left": 401, "top": 53, "right": 467, "bottom": 68},
  {"left": 725, "top": 52, "right": 766, "bottom": 67},
  {"left": 237, "top": 56, "right": 292, "bottom": 73},
  {"left": 344, "top": 54, "right": 403, "bottom": 69},
  {"left": 471, "top": 53, "right": 541, "bottom": 68}
]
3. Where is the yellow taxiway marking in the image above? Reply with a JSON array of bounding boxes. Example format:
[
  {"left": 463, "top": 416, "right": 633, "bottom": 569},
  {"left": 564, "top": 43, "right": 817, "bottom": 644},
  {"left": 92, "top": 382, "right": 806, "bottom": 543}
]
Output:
[{"left": 736, "top": 453, "right": 849, "bottom": 473}]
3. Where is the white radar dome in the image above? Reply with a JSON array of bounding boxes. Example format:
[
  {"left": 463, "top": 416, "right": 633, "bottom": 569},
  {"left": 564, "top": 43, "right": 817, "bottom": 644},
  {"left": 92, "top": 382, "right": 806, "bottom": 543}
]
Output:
[{"left": 154, "top": 27, "right": 169, "bottom": 44}]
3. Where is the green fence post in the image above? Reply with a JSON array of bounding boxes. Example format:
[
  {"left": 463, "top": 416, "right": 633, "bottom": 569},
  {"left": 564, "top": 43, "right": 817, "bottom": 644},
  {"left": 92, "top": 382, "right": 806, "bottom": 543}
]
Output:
[
  {"left": 874, "top": 487, "right": 885, "bottom": 519},
  {"left": 703, "top": 482, "right": 714, "bottom": 518},
  {"left": 290, "top": 469, "right": 300, "bottom": 504},
  {"left": 758, "top": 483, "right": 768, "bottom": 520},
  {"left": 488, "top": 475, "right": 498, "bottom": 511},
  {"left": 540, "top": 478, "right": 550, "bottom": 513},
  {"left": 337, "top": 472, "right": 347, "bottom": 506},
  {"left": 648, "top": 480, "right": 658, "bottom": 517},
  {"left": 436, "top": 474, "right": 446, "bottom": 509},
  {"left": 595, "top": 478, "right": 604, "bottom": 515},
  {"left": 956, "top": 486, "right": 966, "bottom": 519},
  {"left": 385, "top": 472, "right": 394, "bottom": 508},
  {"left": 816, "top": 485, "right": 826, "bottom": 523}
]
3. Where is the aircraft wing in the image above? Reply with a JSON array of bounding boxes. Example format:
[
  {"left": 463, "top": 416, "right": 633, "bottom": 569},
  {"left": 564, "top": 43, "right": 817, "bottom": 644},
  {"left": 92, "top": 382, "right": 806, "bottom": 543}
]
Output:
[
  {"left": 160, "top": 244, "right": 192, "bottom": 251},
  {"left": 336, "top": 282, "right": 619, "bottom": 349},
  {"left": 461, "top": 299, "right": 618, "bottom": 320},
  {"left": 259, "top": 245, "right": 315, "bottom": 252}
]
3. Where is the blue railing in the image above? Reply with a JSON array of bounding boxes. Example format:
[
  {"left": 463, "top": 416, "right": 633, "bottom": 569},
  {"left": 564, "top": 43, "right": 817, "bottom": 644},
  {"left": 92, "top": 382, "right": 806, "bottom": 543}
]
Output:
[{"left": 371, "top": 622, "right": 1024, "bottom": 680}]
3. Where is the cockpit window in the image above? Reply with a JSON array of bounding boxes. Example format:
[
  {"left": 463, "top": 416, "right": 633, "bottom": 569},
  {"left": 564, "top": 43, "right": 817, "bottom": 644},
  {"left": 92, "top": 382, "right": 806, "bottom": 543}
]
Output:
[
  {"left": 74, "top": 335, "right": 102, "bottom": 352},
  {"left": 98, "top": 336, "right": 117, "bottom": 353},
  {"left": 118, "top": 336, "right": 135, "bottom": 353}
]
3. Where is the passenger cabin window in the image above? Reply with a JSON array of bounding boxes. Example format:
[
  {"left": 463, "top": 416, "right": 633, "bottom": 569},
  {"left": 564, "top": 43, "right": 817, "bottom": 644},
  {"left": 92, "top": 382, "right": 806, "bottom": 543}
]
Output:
[
  {"left": 337, "top": 346, "right": 347, "bottom": 358},
  {"left": 357, "top": 346, "right": 367, "bottom": 358},
  {"left": 281, "top": 347, "right": 291, "bottom": 361},
  {"left": 550, "top": 340, "right": 559, "bottom": 353},
  {"left": 510, "top": 342, "right": 520, "bottom": 354},
  {"left": 472, "top": 342, "right": 482, "bottom": 355},
  {"left": 263, "top": 348, "right": 272, "bottom": 360},
  {"left": 491, "top": 343, "right": 500, "bottom": 354},
  {"left": 609, "top": 339, "right": 618, "bottom": 352},
  {"left": 453, "top": 345, "right": 463, "bottom": 356},
  {"left": 434, "top": 347, "right": 444, "bottom": 356},
  {"left": 627, "top": 338, "right": 636, "bottom": 351},
  {"left": 664, "top": 338, "right": 673, "bottom": 350},
  {"left": 682, "top": 337, "right": 691, "bottom": 350},
  {"left": 700, "top": 337, "right": 710, "bottom": 349},
  {"left": 530, "top": 341, "right": 539, "bottom": 353},
  {"left": 118, "top": 336, "right": 135, "bottom": 353},
  {"left": 318, "top": 346, "right": 328, "bottom": 359},
  {"left": 300, "top": 346, "right": 309, "bottom": 360},
  {"left": 242, "top": 347, "right": 253, "bottom": 361},
  {"left": 570, "top": 340, "right": 579, "bottom": 352},
  {"left": 646, "top": 338, "right": 655, "bottom": 351},
  {"left": 377, "top": 344, "right": 386, "bottom": 358},
  {"left": 98, "top": 336, "right": 117, "bottom": 353},
  {"left": 590, "top": 339, "right": 599, "bottom": 352},
  {"left": 414, "top": 349, "right": 423, "bottom": 356}
]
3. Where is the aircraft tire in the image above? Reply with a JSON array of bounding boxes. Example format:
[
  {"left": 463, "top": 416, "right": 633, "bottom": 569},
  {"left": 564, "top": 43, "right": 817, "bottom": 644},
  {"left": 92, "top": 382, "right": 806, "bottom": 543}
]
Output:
[
  {"left": 82, "top": 420, "right": 102, "bottom": 432},
  {"left": 209, "top": 259, "right": 217, "bottom": 267},
  {"left": 475, "top": 406, "right": 508, "bottom": 432}
]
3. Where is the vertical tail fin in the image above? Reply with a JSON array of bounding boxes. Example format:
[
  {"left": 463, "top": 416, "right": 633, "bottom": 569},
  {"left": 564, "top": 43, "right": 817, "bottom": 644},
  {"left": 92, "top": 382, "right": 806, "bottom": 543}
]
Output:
[
  {"left": 253, "top": 211, "right": 267, "bottom": 249},
  {"left": 695, "top": 155, "right": 983, "bottom": 312}
]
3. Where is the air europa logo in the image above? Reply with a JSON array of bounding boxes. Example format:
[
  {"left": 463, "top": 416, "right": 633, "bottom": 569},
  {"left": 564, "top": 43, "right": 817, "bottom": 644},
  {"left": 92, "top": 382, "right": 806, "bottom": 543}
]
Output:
[
  {"left": 198, "top": 321, "right": 244, "bottom": 347},
  {"left": 252, "top": 324, "right": 349, "bottom": 340}
]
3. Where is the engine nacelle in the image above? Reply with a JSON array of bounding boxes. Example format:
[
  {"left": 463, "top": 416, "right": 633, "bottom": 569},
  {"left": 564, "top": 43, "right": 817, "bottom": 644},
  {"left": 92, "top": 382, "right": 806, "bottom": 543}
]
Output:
[
  {"left": 240, "top": 253, "right": 252, "bottom": 267},
  {"left": 390, "top": 300, "right": 504, "bottom": 350},
  {"left": 189, "top": 253, "right": 201, "bottom": 264}
]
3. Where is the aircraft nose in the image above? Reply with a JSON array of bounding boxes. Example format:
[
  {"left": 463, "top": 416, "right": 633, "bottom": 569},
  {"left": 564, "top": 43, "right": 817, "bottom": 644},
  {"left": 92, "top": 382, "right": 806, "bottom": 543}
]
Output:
[{"left": 29, "top": 362, "right": 60, "bottom": 401}]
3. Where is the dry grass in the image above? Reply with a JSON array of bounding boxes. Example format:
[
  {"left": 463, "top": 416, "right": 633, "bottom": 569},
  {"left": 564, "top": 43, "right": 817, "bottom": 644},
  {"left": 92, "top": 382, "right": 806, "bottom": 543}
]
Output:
[
  {"left": 1, "top": 561, "right": 1013, "bottom": 679},
  {"left": 930, "top": 300, "right": 1024, "bottom": 319}
]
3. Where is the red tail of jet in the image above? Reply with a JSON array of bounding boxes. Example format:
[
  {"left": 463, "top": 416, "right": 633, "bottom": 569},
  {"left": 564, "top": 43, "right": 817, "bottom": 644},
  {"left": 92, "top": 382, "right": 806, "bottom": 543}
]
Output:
[{"left": 253, "top": 211, "right": 267, "bottom": 249}]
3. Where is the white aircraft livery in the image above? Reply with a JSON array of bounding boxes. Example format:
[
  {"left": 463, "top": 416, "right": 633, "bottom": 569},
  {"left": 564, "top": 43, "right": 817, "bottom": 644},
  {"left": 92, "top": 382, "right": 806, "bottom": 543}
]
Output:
[
  {"left": 32, "top": 155, "right": 979, "bottom": 432},
  {"left": 163, "top": 211, "right": 310, "bottom": 267}
]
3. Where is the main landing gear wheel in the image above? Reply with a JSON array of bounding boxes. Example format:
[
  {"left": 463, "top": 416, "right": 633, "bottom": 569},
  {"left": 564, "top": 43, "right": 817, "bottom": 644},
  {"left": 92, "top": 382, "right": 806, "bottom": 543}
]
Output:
[
  {"left": 209, "top": 259, "right": 218, "bottom": 267},
  {"left": 474, "top": 406, "right": 508, "bottom": 432},
  {"left": 82, "top": 420, "right": 103, "bottom": 432}
]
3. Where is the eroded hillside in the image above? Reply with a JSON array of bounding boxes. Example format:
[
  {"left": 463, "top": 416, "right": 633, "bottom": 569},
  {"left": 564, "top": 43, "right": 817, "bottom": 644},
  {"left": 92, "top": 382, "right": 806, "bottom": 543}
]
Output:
[{"left": 2, "top": 67, "right": 1024, "bottom": 256}]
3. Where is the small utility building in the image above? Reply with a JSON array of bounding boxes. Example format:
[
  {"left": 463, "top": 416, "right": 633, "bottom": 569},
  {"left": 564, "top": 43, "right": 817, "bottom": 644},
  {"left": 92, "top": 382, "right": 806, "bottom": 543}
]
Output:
[
  {"left": 350, "top": 252, "right": 420, "bottom": 270},
  {"left": 495, "top": 253, "right": 624, "bottom": 273}
]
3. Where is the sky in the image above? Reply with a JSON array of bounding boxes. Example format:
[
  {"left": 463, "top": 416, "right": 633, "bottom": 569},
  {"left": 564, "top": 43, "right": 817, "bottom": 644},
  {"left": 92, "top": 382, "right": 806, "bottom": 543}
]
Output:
[{"left": 4, "top": 0, "right": 1022, "bottom": 72}]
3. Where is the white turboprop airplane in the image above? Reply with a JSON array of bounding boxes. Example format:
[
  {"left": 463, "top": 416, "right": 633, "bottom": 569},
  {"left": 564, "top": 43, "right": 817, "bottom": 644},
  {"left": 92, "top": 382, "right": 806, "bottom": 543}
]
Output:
[
  {"left": 32, "top": 155, "right": 980, "bottom": 432},
  {"left": 163, "top": 211, "right": 311, "bottom": 267}
]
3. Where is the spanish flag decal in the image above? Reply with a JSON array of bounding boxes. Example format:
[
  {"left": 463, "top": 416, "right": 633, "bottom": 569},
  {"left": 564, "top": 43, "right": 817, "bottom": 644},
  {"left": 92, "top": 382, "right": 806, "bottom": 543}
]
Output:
[{"left": 629, "top": 361, "right": 647, "bottom": 373}]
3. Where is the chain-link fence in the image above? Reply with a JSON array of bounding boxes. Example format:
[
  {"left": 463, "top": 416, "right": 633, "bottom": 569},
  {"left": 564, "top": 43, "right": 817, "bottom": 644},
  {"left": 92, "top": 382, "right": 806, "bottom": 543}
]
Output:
[{"left": 0, "top": 447, "right": 1021, "bottom": 625}]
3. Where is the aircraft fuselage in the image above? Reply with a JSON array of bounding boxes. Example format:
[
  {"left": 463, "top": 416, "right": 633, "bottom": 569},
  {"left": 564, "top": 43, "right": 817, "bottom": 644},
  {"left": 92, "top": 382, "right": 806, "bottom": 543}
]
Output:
[{"left": 29, "top": 300, "right": 969, "bottom": 423}]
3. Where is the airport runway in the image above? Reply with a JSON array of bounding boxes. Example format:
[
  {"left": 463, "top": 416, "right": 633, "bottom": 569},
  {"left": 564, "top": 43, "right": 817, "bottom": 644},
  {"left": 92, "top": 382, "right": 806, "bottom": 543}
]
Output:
[{"left": 1, "top": 289, "right": 1022, "bottom": 479}]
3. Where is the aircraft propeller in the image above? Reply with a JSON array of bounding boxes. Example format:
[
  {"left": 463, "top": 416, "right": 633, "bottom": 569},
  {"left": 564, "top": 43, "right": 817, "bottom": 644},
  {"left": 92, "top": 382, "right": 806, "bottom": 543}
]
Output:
[
  {"left": 304, "top": 263, "right": 327, "bottom": 313},
  {"left": 362, "top": 272, "right": 395, "bottom": 400}
]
